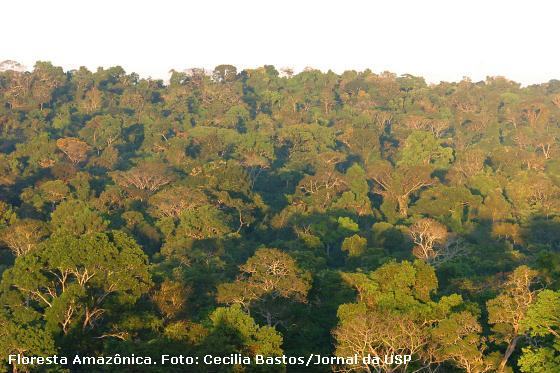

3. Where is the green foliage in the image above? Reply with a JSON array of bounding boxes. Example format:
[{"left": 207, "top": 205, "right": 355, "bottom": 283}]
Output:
[
  {"left": 520, "top": 289, "right": 560, "bottom": 337},
  {"left": 1, "top": 231, "right": 151, "bottom": 343},
  {"left": 50, "top": 199, "right": 108, "bottom": 235},
  {"left": 176, "top": 205, "right": 233, "bottom": 240},
  {"left": 341, "top": 234, "right": 367, "bottom": 257},
  {"left": 398, "top": 130, "right": 454, "bottom": 169},
  {"left": 334, "top": 261, "right": 482, "bottom": 372},
  {"left": 1, "top": 62, "right": 560, "bottom": 371},
  {"left": 0, "top": 311, "right": 56, "bottom": 372},
  {"left": 518, "top": 290, "right": 560, "bottom": 372},
  {"left": 207, "top": 305, "right": 283, "bottom": 357},
  {"left": 217, "top": 248, "right": 311, "bottom": 308}
]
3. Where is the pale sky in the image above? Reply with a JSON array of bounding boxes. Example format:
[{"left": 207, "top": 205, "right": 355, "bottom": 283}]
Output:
[{"left": 2, "top": 0, "right": 559, "bottom": 85}]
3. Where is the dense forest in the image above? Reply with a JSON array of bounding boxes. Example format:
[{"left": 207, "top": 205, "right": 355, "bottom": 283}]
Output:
[{"left": 1, "top": 62, "right": 560, "bottom": 372}]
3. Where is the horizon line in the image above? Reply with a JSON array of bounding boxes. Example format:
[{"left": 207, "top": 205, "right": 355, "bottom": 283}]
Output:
[{"left": 2, "top": 59, "right": 558, "bottom": 88}]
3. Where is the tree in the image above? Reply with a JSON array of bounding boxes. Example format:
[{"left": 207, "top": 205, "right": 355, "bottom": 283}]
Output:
[
  {"left": 200, "top": 304, "right": 283, "bottom": 371},
  {"left": 14, "top": 133, "right": 59, "bottom": 171},
  {"left": 334, "top": 261, "right": 475, "bottom": 372},
  {"left": 0, "top": 310, "right": 56, "bottom": 373},
  {"left": 3, "top": 70, "right": 34, "bottom": 109},
  {"left": 487, "top": 266, "right": 539, "bottom": 372},
  {"left": 19, "top": 179, "right": 70, "bottom": 212},
  {"left": 56, "top": 137, "right": 91, "bottom": 165},
  {"left": 368, "top": 162, "right": 433, "bottom": 218},
  {"left": 341, "top": 234, "right": 367, "bottom": 257},
  {"left": 0, "top": 219, "right": 49, "bottom": 256},
  {"left": 521, "top": 100, "right": 549, "bottom": 128},
  {"left": 152, "top": 279, "right": 192, "bottom": 320},
  {"left": 30, "top": 61, "right": 66, "bottom": 110},
  {"left": 449, "top": 149, "right": 487, "bottom": 184},
  {"left": 212, "top": 64, "right": 237, "bottom": 83},
  {"left": 408, "top": 218, "right": 463, "bottom": 265},
  {"left": 337, "top": 127, "right": 381, "bottom": 166},
  {"left": 518, "top": 290, "right": 560, "bottom": 372},
  {"left": 174, "top": 205, "right": 233, "bottom": 240},
  {"left": 333, "top": 163, "right": 373, "bottom": 216},
  {"left": 217, "top": 248, "right": 311, "bottom": 325},
  {"left": 79, "top": 114, "right": 123, "bottom": 153},
  {"left": 148, "top": 186, "right": 209, "bottom": 219},
  {"left": 429, "top": 311, "right": 492, "bottom": 373},
  {"left": 0, "top": 201, "right": 16, "bottom": 229},
  {"left": 111, "top": 161, "right": 174, "bottom": 196},
  {"left": 1, "top": 231, "right": 151, "bottom": 339},
  {"left": 478, "top": 190, "right": 513, "bottom": 223},
  {"left": 50, "top": 199, "right": 108, "bottom": 236},
  {"left": 397, "top": 131, "right": 454, "bottom": 169},
  {"left": 79, "top": 86, "right": 103, "bottom": 113},
  {"left": 411, "top": 185, "right": 482, "bottom": 230}
]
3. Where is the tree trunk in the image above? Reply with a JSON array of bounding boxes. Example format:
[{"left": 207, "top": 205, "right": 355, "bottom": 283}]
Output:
[
  {"left": 498, "top": 335, "right": 520, "bottom": 372},
  {"left": 397, "top": 196, "right": 408, "bottom": 217}
]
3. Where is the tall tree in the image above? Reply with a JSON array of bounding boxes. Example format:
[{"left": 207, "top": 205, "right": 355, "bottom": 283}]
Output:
[{"left": 487, "top": 266, "right": 539, "bottom": 372}]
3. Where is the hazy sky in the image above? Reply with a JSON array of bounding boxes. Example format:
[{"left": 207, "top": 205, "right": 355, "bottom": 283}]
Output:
[{"left": 2, "top": 0, "right": 559, "bottom": 85}]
